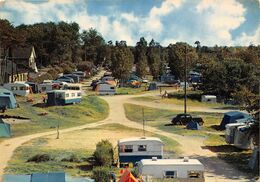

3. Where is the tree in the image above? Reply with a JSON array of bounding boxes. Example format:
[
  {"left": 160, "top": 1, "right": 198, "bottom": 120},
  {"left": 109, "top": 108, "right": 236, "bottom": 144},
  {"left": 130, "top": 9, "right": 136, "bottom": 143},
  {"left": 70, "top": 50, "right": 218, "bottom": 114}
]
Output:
[
  {"left": 81, "top": 28, "right": 105, "bottom": 65},
  {"left": 111, "top": 41, "right": 134, "bottom": 84},
  {"left": 147, "top": 39, "right": 162, "bottom": 79},
  {"left": 135, "top": 37, "right": 148, "bottom": 78},
  {"left": 168, "top": 42, "right": 198, "bottom": 80},
  {"left": 92, "top": 166, "right": 111, "bottom": 182},
  {"left": 93, "top": 140, "right": 114, "bottom": 166}
]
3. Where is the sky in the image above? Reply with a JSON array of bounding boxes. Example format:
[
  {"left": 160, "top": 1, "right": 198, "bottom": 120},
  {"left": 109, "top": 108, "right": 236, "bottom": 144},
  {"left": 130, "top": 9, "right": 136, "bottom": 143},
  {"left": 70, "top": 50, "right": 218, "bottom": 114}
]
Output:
[{"left": 0, "top": 0, "right": 259, "bottom": 46}]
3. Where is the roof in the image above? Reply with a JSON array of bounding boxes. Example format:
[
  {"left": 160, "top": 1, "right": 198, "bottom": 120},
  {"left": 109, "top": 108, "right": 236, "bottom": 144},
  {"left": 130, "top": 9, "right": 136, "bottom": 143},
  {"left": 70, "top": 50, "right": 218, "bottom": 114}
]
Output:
[
  {"left": 225, "top": 111, "right": 248, "bottom": 117},
  {"left": 3, "top": 174, "right": 31, "bottom": 182},
  {"left": 140, "top": 158, "right": 203, "bottom": 166},
  {"left": 202, "top": 95, "right": 216, "bottom": 98},
  {"left": 12, "top": 46, "right": 36, "bottom": 59},
  {"left": 118, "top": 137, "right": 163, "bottom": 144},
  {"left": 0, "top": 88, "right": 12, "bottom": 93}
]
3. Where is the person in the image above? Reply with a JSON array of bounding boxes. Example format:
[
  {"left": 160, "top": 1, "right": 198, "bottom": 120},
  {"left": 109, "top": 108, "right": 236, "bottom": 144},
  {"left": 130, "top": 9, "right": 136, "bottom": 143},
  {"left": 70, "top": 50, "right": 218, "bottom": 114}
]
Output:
[{"left": 42, "top": 95, "right": 46, "bottom": 103}]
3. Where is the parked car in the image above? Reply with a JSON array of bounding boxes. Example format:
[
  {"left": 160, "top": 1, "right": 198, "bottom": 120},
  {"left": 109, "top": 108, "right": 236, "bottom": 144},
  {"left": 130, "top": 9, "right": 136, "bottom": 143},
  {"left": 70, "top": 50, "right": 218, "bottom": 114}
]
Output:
[
  {"left": 56, "top": 76, "right": 74, "bottom": 83},
  {"left": 171, "top": 113, "right": 204, "bottom": 125}
]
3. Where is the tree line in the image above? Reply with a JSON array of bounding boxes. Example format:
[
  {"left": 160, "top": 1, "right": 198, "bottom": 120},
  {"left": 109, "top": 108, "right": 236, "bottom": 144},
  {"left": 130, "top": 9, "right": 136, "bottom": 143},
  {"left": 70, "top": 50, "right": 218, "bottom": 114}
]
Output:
[{"left": 0, "top": 19, "right": 259, "bottom": 108}]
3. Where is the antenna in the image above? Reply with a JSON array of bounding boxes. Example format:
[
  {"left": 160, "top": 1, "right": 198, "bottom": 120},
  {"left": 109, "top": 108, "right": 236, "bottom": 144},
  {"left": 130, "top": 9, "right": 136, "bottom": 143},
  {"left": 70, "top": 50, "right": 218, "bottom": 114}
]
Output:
[{"left": 142, "top": 107, "right": 145, "bottom": 137}]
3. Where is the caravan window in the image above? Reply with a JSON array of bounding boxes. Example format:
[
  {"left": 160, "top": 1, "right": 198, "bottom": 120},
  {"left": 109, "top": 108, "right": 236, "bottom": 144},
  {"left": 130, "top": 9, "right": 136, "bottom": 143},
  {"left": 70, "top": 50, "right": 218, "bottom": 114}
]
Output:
[
  {"left": 20, "top": 86, "right": 27, "bottom": 90},
  {"left": 65, "top": 93, "right": 69, "bottom": 98},
  {"left": 11, "top": 86, "right": 18, "bottom": 91},
  {"left": 124, "top": 145, "right": 133, "bottom": 152},
  {"left": 71, "top": 93, "right": 75, "bottom": 97},
  {"left": 110, "top": 87, "right": 115, "bottom": 89},
  {"left": 138, "top": 145, "right": 147, "bottom": 151},
  {"left": 164, "top": 171, "right": 176, "bottom": 178},
  {"left": 77, "top": 93, "right": 81, "bottom": 96}
]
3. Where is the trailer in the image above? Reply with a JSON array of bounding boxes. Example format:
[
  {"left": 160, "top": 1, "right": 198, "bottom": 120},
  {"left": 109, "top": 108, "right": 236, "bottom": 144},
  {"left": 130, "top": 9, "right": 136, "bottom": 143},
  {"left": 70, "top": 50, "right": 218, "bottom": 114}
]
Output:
[
  {"left": 95, "top": 82, "right": 116, "bottom": 95},
  {"left": 63, "top": 83, "right": 82, "bottom": 91},
  {"left": 46, "top": 90, "right": 82, "bottom": 106},
  {"left": 138, "top": 157, "right": 204, "bottom": 181},
  {"left": 3, "top": 82, "right": 30, "bottom": 96},
  {"left": 118, "top": 137, "right": 164, "bottom": 165}
]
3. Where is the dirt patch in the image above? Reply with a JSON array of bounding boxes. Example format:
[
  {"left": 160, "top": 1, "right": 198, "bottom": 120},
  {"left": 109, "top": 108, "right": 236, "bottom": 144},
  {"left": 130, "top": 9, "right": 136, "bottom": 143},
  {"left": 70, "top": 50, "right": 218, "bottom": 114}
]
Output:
[
  {"left": 26, "top": 127, "right": 146, "bottom": 150},
  {"left": 2, "top": 118, "right": 31, "bottom": 124}
]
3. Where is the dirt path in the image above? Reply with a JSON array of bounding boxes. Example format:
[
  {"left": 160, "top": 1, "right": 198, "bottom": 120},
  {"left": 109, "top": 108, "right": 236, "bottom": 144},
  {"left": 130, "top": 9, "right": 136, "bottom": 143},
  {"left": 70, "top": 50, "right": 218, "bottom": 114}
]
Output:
[{"left": 0, "top": 92, "right": 253, "bottom": 181}]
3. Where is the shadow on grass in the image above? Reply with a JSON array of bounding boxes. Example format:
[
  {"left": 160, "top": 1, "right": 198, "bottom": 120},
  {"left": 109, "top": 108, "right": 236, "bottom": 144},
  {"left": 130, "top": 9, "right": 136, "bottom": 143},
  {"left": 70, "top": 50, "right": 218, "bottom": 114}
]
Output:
[
  {"left": 210, "top": 125, "right": 222, "bottom": 131},
  {"left": 77, "top": 164, "right": 93, "bottom": 171},
  {"left": 32, "top": 103, "right": 47, "bottom": 108},
  {"left": 203, "top": 145, "right": 244, "bottom": 153}
]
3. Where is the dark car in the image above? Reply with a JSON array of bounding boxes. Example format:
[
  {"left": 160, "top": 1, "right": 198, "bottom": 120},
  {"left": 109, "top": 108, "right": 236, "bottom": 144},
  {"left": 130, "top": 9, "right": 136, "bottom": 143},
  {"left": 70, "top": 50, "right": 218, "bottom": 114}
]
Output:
[{"left": 171, "top": 113, "right": 204, "bottom": 126}]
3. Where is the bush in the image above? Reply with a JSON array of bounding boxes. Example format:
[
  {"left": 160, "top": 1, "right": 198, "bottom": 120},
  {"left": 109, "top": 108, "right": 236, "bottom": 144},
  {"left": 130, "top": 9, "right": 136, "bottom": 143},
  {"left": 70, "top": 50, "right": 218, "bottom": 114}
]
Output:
[
  {"left": 27, "top": 154, "right": 52, "bottom": 163},
  {"left": 47, "top": 69, "right": 58, "bottom": 79},
  {"left": 93, "top": 140, "right": 114, "bottom": 166},
  {"left": 77, "top": 61, "right": 94, "bottom": 72},
  {"left": 33, "top": 73, "right": 53, "bottom": 83},
  {"left": 92, "top": 166, "right": 111, "bottom": 182},
  {"left": 168, "top": 90, "right": 203, "bottom": 101}
]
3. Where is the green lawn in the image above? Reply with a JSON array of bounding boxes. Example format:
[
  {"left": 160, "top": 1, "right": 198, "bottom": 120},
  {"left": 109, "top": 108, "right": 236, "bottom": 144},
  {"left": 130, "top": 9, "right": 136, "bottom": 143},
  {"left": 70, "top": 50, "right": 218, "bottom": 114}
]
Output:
[
  {"left": 116, "top": 85, "right": 147, "bottom": 95},
  {"left": 132, "top": 95, "right": 238, "bottom": 109},
  {"left": 4, "top": 95, "right": 109, "bottom": 137},
  {"left": 124, "top": 103, "right": 223, "bottom": 137},
  {"left": 5, "top": 124, "right": 180, "bottom": 177}
]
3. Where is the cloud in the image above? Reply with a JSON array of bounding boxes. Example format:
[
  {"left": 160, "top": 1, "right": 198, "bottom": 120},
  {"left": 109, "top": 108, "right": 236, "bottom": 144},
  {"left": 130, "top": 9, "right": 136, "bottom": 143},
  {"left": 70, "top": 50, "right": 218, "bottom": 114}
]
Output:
[{"left": 0, "top": 0, "right": 258, "bottom": 46}]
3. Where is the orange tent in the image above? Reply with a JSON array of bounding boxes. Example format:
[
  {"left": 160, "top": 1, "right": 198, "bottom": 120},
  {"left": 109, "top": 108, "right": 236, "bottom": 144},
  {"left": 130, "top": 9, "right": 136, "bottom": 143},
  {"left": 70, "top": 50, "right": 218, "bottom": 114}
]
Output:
[{"left": 119, "top": 169, "right": 138, "bottom": 182}]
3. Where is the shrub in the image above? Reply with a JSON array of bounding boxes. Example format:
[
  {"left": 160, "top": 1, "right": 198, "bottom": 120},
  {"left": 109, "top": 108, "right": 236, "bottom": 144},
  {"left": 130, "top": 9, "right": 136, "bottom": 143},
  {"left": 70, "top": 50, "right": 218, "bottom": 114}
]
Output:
[
  {"left": 92, "top": 166, "right": 111, "bottom": 182},
  {"left": 27, "top": 154, "right": 52, "bottom": 163},
  {"left": 77, "top": 61, "right": 94, "bottom": 72},
  {"left": 93, "top": 140, "right": 114, "bottom": 166},
  {"left": 47, "top": 69, "right": 58, "bottom": 79},
  {"left": 33, "top": 73, "right": 53, "bottom": 83}
]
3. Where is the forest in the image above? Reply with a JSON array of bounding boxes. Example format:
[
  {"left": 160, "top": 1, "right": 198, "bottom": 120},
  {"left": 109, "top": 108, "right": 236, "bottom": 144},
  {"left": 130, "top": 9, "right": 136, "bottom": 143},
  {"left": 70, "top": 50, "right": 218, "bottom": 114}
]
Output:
[{"left": 0, "top": 19, "right": 259, "bottom": 112}]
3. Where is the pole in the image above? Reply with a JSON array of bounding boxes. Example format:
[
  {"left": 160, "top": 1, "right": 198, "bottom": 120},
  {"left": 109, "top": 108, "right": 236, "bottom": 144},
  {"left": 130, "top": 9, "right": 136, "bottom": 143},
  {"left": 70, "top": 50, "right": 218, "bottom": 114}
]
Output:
[
  {"left": 142, "top": 107, "right": 145, "bottom": 137},
  {"left": 184, "top": 46, "right": 187, "bottom": 114}
]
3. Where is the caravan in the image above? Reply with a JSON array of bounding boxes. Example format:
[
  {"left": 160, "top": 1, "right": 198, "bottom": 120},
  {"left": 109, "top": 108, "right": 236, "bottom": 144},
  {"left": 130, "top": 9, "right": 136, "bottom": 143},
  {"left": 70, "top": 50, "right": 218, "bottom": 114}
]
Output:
[
  {"left": 118, "top": 137, "right": 164, "bottom": 164},
  {"left": 46, "top": 90, "right": 82, "bottom": 106},
  {"left": 3, "top": 82, "right": 30, "bottom": 96},
  {"left": 138, "top": 158, "right": 204, "bottom": 181}
]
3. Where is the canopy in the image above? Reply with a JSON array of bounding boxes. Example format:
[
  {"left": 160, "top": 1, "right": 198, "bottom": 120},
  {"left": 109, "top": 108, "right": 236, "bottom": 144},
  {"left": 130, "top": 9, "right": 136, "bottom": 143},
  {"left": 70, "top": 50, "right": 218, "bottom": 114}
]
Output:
[
  {"left": 186, "top": 121, "right": 200, "bottom": 130},
  {"left": 0, "top": 119, "right": 11, "bottom": 137}
]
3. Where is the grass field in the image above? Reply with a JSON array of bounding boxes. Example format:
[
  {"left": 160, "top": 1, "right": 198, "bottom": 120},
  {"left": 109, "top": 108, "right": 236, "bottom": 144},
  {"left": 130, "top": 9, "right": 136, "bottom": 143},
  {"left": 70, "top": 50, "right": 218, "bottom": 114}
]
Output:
[
  {"left": 3, "top": 95, "right": 109, "bottom": 137},
  {"left": 124, "top": 103, "right": 223, "bottom": 137},
  {"left": 5, "top": 123, "right": 180, "bottom": 177},
  {"left": 132, "top": 95, "right": 237, "bottom": 109}
]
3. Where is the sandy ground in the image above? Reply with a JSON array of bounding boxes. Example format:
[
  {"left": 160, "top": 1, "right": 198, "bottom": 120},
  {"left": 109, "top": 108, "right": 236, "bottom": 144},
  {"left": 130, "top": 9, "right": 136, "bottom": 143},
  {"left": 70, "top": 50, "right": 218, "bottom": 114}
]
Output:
[{"left": 0, "top": 77, "right": 255, "bottom": 181}]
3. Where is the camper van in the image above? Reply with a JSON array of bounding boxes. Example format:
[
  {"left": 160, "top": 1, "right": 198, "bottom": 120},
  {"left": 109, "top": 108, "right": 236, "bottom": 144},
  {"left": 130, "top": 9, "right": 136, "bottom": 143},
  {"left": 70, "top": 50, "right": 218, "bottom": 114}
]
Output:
[
  {"left": 46, "top": 90, "right": 82, "bottom": 106},
  {"left": 138, "top": 158, "right": 204, "bottom": 181},
  {"left": 96, "top": 83, "right": 116, "bottom": 95},
  {"left": 118, "top": 137, "right": 164, "bottom": 164},
  {"left": 3, "top": 82, "right": 30, "bottom": 96}
]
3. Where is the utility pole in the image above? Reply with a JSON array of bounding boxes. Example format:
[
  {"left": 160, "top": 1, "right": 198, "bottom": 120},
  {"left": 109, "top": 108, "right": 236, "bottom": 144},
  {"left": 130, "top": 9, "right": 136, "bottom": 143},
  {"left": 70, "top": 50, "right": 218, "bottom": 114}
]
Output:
[
  {"left": 184, "top": 46, "right": 187, "bottom": 114},
  {"left": 142, "top": 107, "right": 145, "bottom": 137}
]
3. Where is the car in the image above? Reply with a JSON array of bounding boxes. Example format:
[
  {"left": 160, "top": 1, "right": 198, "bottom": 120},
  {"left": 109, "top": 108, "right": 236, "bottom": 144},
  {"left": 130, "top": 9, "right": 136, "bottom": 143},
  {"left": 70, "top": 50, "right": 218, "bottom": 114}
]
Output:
[{"left": 171, "top": 113, "right": 204, "bottom": 126}]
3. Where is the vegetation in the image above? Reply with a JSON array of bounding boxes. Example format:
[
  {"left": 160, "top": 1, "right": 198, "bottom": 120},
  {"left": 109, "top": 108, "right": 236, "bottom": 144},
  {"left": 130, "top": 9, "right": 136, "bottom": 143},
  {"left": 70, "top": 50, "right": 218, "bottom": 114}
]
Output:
[
  {"left": 92, "top": 166, "right": 111, "bottom": 182},
  {"left": 93, "top": 140, "right": 114, "bottom": 166},
  {"left": 4, "top": 95, "right": 109, "bottom": 137}
]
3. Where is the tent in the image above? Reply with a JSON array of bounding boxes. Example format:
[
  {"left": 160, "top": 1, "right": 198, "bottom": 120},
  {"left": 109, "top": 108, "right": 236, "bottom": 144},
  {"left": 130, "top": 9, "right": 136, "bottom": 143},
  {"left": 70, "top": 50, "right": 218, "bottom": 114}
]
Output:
[
  {"left": 119, "top": 169, "right": 138, "bottom": 182},
  {"left": 148, "top": 82, "right": 157, "bottom": 91},
  {"left": 3, "top": 175, "right": 31, "bottom": 182},
  {"left": 186, "top": 121, "right": 200, "bottom": 130},
  {"left": 31, "top": 172, "right": 65, "bottom": 182},
  {"left": 220, "top": 111, "right": 250, "bottom": 130},
  {"left": 0, "top": 88, "right": 17, "bottom": 109},
  {"left": 0, "top": 118, "right": 11, "bottom": 137}
]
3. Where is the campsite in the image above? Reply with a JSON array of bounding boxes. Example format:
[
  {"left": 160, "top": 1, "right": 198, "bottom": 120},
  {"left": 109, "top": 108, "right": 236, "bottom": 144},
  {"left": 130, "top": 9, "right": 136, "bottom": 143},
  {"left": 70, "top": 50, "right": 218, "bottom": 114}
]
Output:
[{"left": 0, "top": 2, "right": 260, "bottom": 181}]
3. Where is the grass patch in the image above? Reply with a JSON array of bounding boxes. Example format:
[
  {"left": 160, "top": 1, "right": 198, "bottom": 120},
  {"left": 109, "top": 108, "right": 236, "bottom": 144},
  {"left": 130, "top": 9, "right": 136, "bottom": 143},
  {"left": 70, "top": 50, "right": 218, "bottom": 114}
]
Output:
[
  {"left": 6, "top": 123, "right": 180, "bottom": 177},
  {"left": 116, "top": 85, "right": 147, "bottom": 95},
  {"left": 4, "top": 95, "right": 109, "bottom": 137},
  {"left": 133, "top": 94, "right": 237, "bottom": 109},
  {"left": 124, "top": 103, "right": 223, "bottom": 137}
]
